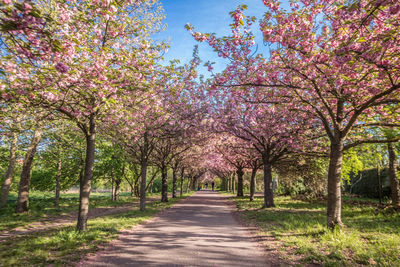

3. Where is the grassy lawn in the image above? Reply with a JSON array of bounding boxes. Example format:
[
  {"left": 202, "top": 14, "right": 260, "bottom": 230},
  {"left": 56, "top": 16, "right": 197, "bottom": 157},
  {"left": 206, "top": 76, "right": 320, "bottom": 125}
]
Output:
[
  {"left": 0, "top": 194, "right": 191, "bottom": 266},
  {"left": 0, "top": 191, "right": 172, "bottom": 232},
  {"left": 231, "top": 195, "right": 400, "bottom": 266}
]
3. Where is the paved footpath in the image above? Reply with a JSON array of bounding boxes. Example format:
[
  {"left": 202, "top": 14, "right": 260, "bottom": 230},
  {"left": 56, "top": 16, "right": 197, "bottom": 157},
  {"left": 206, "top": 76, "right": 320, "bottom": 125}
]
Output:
[{"left": 82, "top": 190, "right": 271, "bottom": 267}]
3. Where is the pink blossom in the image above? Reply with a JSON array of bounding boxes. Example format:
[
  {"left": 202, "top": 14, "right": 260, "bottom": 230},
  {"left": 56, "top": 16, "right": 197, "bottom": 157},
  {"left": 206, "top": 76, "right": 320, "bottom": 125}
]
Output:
[{"left": 55, "top": 62, "right": 69, "bottom": 73}]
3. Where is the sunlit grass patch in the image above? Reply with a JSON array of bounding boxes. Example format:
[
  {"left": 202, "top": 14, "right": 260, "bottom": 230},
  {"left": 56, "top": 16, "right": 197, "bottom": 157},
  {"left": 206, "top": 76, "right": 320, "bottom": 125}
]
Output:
[
  {"left": 0, "top": 191, "right": 138, "bottom": 231},
  {"left": 0, "top": 194, "right": 190, "bottom": 266},
  {"left": 231, "top": 195, "right": 400, "bottom": 266}
]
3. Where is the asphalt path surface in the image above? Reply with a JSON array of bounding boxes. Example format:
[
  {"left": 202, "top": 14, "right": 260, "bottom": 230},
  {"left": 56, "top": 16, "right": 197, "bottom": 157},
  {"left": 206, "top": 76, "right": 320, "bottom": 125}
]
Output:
[{"left": 82, "top": 190, "right": 270, "bottom": 266}]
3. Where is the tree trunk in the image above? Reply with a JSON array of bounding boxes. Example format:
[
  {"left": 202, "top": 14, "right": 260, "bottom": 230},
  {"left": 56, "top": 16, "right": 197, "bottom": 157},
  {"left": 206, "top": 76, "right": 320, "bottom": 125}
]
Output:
[
  {"left": 190, "top": 176, "right": 196, "bottom": 190},
  {"left": 172, "top": 166, "right": 178, "bottom": 198},
  {"left": 149, "top": 180, "right": 153, "bottom": 194},
  {"left": 327, "top": 141, "right": 344, "bottom": 229},
  {"left": 135, "top": 177, "right": 140, "bottom": 197},
  {"left": 254, "top": 174, "right": 257, "bottom": 192},
  {"left": 111, "top": 173, "right": 115, "bottom": 201},
  {"left": 114, "top": 179, "right": 121, "bottom": 201},
  {"left": 262, "top": 158, "right": 274, "bottom": 208},
  {"left": 76, "top": 119, "right": 96, "bottom": 232},
  {"left": 139, "top": 158, "right": 148, "bottom": 211},
  {"left": 377, "top": 164, "right": 382, "bottom": 205},
  {"left": 191, "top": 175, "right": 197, "bottom": 191},
  {"left": 161, "top": 165, "right": 168, "bottom": 202},
  {"left": 131, "top": 185, "right": 135, "bottom": 197},
  {"left": 186, "top": 175, "right": 190, "bottom": 193},
  {"left": 16, "top": 126, "right": 43, "bottom": 213},
  {"left": 250, "top": 165, "right": 257, "bottom": 201},
  {"left": 227, "top": 176, "right": 230, "bottom": 192},
  {"left": 180, "top": 167, "right": 184, "bottom": 197},
  {"left": 1, "top": 131, "right": 18, "bottom": 208},
  {"left": 55, "top": 158, "right": 62, "bottom": 207},
  {"left": 232, "top": 175, "right": 235, "bottom": 194},
  {"left": 236, "top": 167, "right": 244, "bottom": 197},
  {"left": 388, "top": 143, "right": 400, "bottom": 207}
]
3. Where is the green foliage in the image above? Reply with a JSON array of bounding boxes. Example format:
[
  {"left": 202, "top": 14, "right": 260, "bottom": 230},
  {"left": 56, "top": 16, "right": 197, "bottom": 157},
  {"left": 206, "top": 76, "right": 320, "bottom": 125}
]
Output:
[
  {"left": 0, "top": 144, "right": 9, "bottom": 171},
  {"left": 233, "top": 195, "right": 400, "bottom": 266},
  {"left": 344, "top": 168, "right": 391, "bottom": 199},
  {"left": 213, "top": 177, "right": 222, "bottom": 189},
  {"left": 275, "top": 156, "right": 328, "bottom": 198},
  {"left": 151, "top": 177, "right": 162, "bottom": 193},
  {"left": 275, "top": 177, "right": 307, "bottom": 197},
  {"left": 94, "top": 141, "right": 125, "bottom": 181},
  {"left": 28, "top": 121, "right": 84, "bottom": 191},
  {"left": 342, "top": 144, "right": 388, "bottom": 183},
  {"left": 30, "top": 163, "right": 79, "bottom": 191},
  {"left": 342, "top": 149, "right": 364, "bottom": 183}
]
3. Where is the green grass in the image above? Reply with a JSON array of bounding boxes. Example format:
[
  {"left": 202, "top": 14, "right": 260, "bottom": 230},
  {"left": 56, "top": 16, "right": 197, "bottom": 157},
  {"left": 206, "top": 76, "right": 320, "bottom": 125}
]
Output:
[
  {"left": 0, "top": 194, "right": 190, "bottom": 266},
  {"left": 0, "top": 191, "right": 141, "bottom": 231},
  {"left": 232, "top": 195, "right": 400, "bottom": 266}
]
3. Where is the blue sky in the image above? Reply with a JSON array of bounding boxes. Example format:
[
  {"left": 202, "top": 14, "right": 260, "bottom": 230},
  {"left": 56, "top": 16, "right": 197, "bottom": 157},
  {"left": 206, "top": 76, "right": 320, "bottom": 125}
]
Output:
[{"left": 155, "top": 0, "right": 273, "bottom": 77}]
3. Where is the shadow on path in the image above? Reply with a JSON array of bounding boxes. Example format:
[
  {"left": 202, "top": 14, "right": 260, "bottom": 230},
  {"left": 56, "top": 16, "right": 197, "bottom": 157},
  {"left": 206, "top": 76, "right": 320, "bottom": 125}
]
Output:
[{"left": 82, "top": 191, "right": 272, "bottom": 267}]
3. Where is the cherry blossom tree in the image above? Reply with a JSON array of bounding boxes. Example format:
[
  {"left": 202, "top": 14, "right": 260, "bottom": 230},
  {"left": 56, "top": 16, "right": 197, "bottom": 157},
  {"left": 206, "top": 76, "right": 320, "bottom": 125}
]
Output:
[
  {"left": 0, "top": 0, "right": 165, "bottom": 231},
  {"left": 214, "top": 136, "right": 251, "bottom": 197},
  {"left": 258, "top": 0, "right": 400, "bottom": 227},
  {"left": 188, "top": 0, "right": 400, "bottom": 227}
]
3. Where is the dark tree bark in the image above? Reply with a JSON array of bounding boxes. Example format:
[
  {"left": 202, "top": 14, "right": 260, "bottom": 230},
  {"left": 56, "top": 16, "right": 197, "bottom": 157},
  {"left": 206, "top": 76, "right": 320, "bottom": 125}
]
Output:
[
  {"left": 76, "top": 118, "right": 96, "bottom": 232},
  {"left": 227, "top": 176, "right": 230, "bottom": 192},
  {"left": 55, "top": 158, "right": 62, "bottom": 207},
  {"left": 161, "top": 164, "right": 168, "bottom": 202},
  {"left": 377, "top": 164, "right": 382, "bottom": 205},
  {"left": 232, "top": 175, "right": 235, "bottom": 194},
  {"left": 114, "top": 178, "right": 121, "bottom": 201},
  {"left": 326, "top": 141, "right": 344, "bottom": 228},
  {"left": 149, "top": 180, "right": 153, "bottom": 194},
  {"left": 250, "top": 165, "right": 258, "bottom": 201},
  {"left": 135, "top": 178, "right": 140, "bottom": 197},
  {"left": 191, "top": 175, "right": 197, "bottom": 191},
  {"left": 131, "top": 186, "right": 135, "bottom": 196},
  {"left": 262, "top": 159, "right": 274, "bottom": 208},
  {"left": 113, "top": 164, "right": 123, "bottom": 201},
  {"left": 1, "top": 131, "right": 18, "bottom": 208},
  {"left": 172, "top": 163, "right": 178, "bottom": 198},
  {"left": 179, "top": 167, "right": 184, "bottom": 197},
  {"left": 193, "top": 175, "right": 201, "bottom": 191},
  {"left": 388, "top": 143, "right": 400, "bottom": 207},
  {"left": 111, "top": 172, "right": 115, "bottom": 201},
  {"left": 139, "top": 159, "right": 148, "bottom": 210},
  {"left": 186, "top": 175, "right": 190, "bottom": 193},
  {"left": 127, "top": 170, "right": 140, "bottom": 198},
  {"left": 124, "top": 164, "right": 139, "bottom": 198},
  {"left": 145, "top": 169, "right": 158, "bottom": 192},
  {"left": 139, "top": 133, "right": 149, "bottom": 211},
  {"left": 254, "top": 175, "right": 257, "bottom": 193},
  {"left": 236, "top": 167, "right": 244, "bottom": 197},
  {"left": 16, "top": 126, "right": 43, "bottom": 213}
]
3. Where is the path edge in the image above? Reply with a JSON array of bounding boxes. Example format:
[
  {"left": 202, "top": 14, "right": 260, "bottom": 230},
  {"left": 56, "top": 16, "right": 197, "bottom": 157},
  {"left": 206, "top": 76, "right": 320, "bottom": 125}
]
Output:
[
  {"left": 221, "top": 192, "right": 290, "bottom": 267},
  {"left": 76, "top": 194, "right": 194, "bottom": 266}
]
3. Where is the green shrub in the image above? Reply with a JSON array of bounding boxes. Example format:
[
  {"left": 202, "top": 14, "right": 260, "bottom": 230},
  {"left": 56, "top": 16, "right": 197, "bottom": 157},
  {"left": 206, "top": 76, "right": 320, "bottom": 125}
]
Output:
[{"left": 344, "top": 168, "right": 391, "bottom": 199}]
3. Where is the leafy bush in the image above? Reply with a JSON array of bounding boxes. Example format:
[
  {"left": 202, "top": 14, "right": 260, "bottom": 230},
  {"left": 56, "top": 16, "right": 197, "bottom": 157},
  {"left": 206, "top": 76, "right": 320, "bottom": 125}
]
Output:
[
  {"left": 275, "top": 156, "right": 328, "bottom": 198},
  {"left": 344, "top": 168, "right": 391, "bottom": 199}
]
